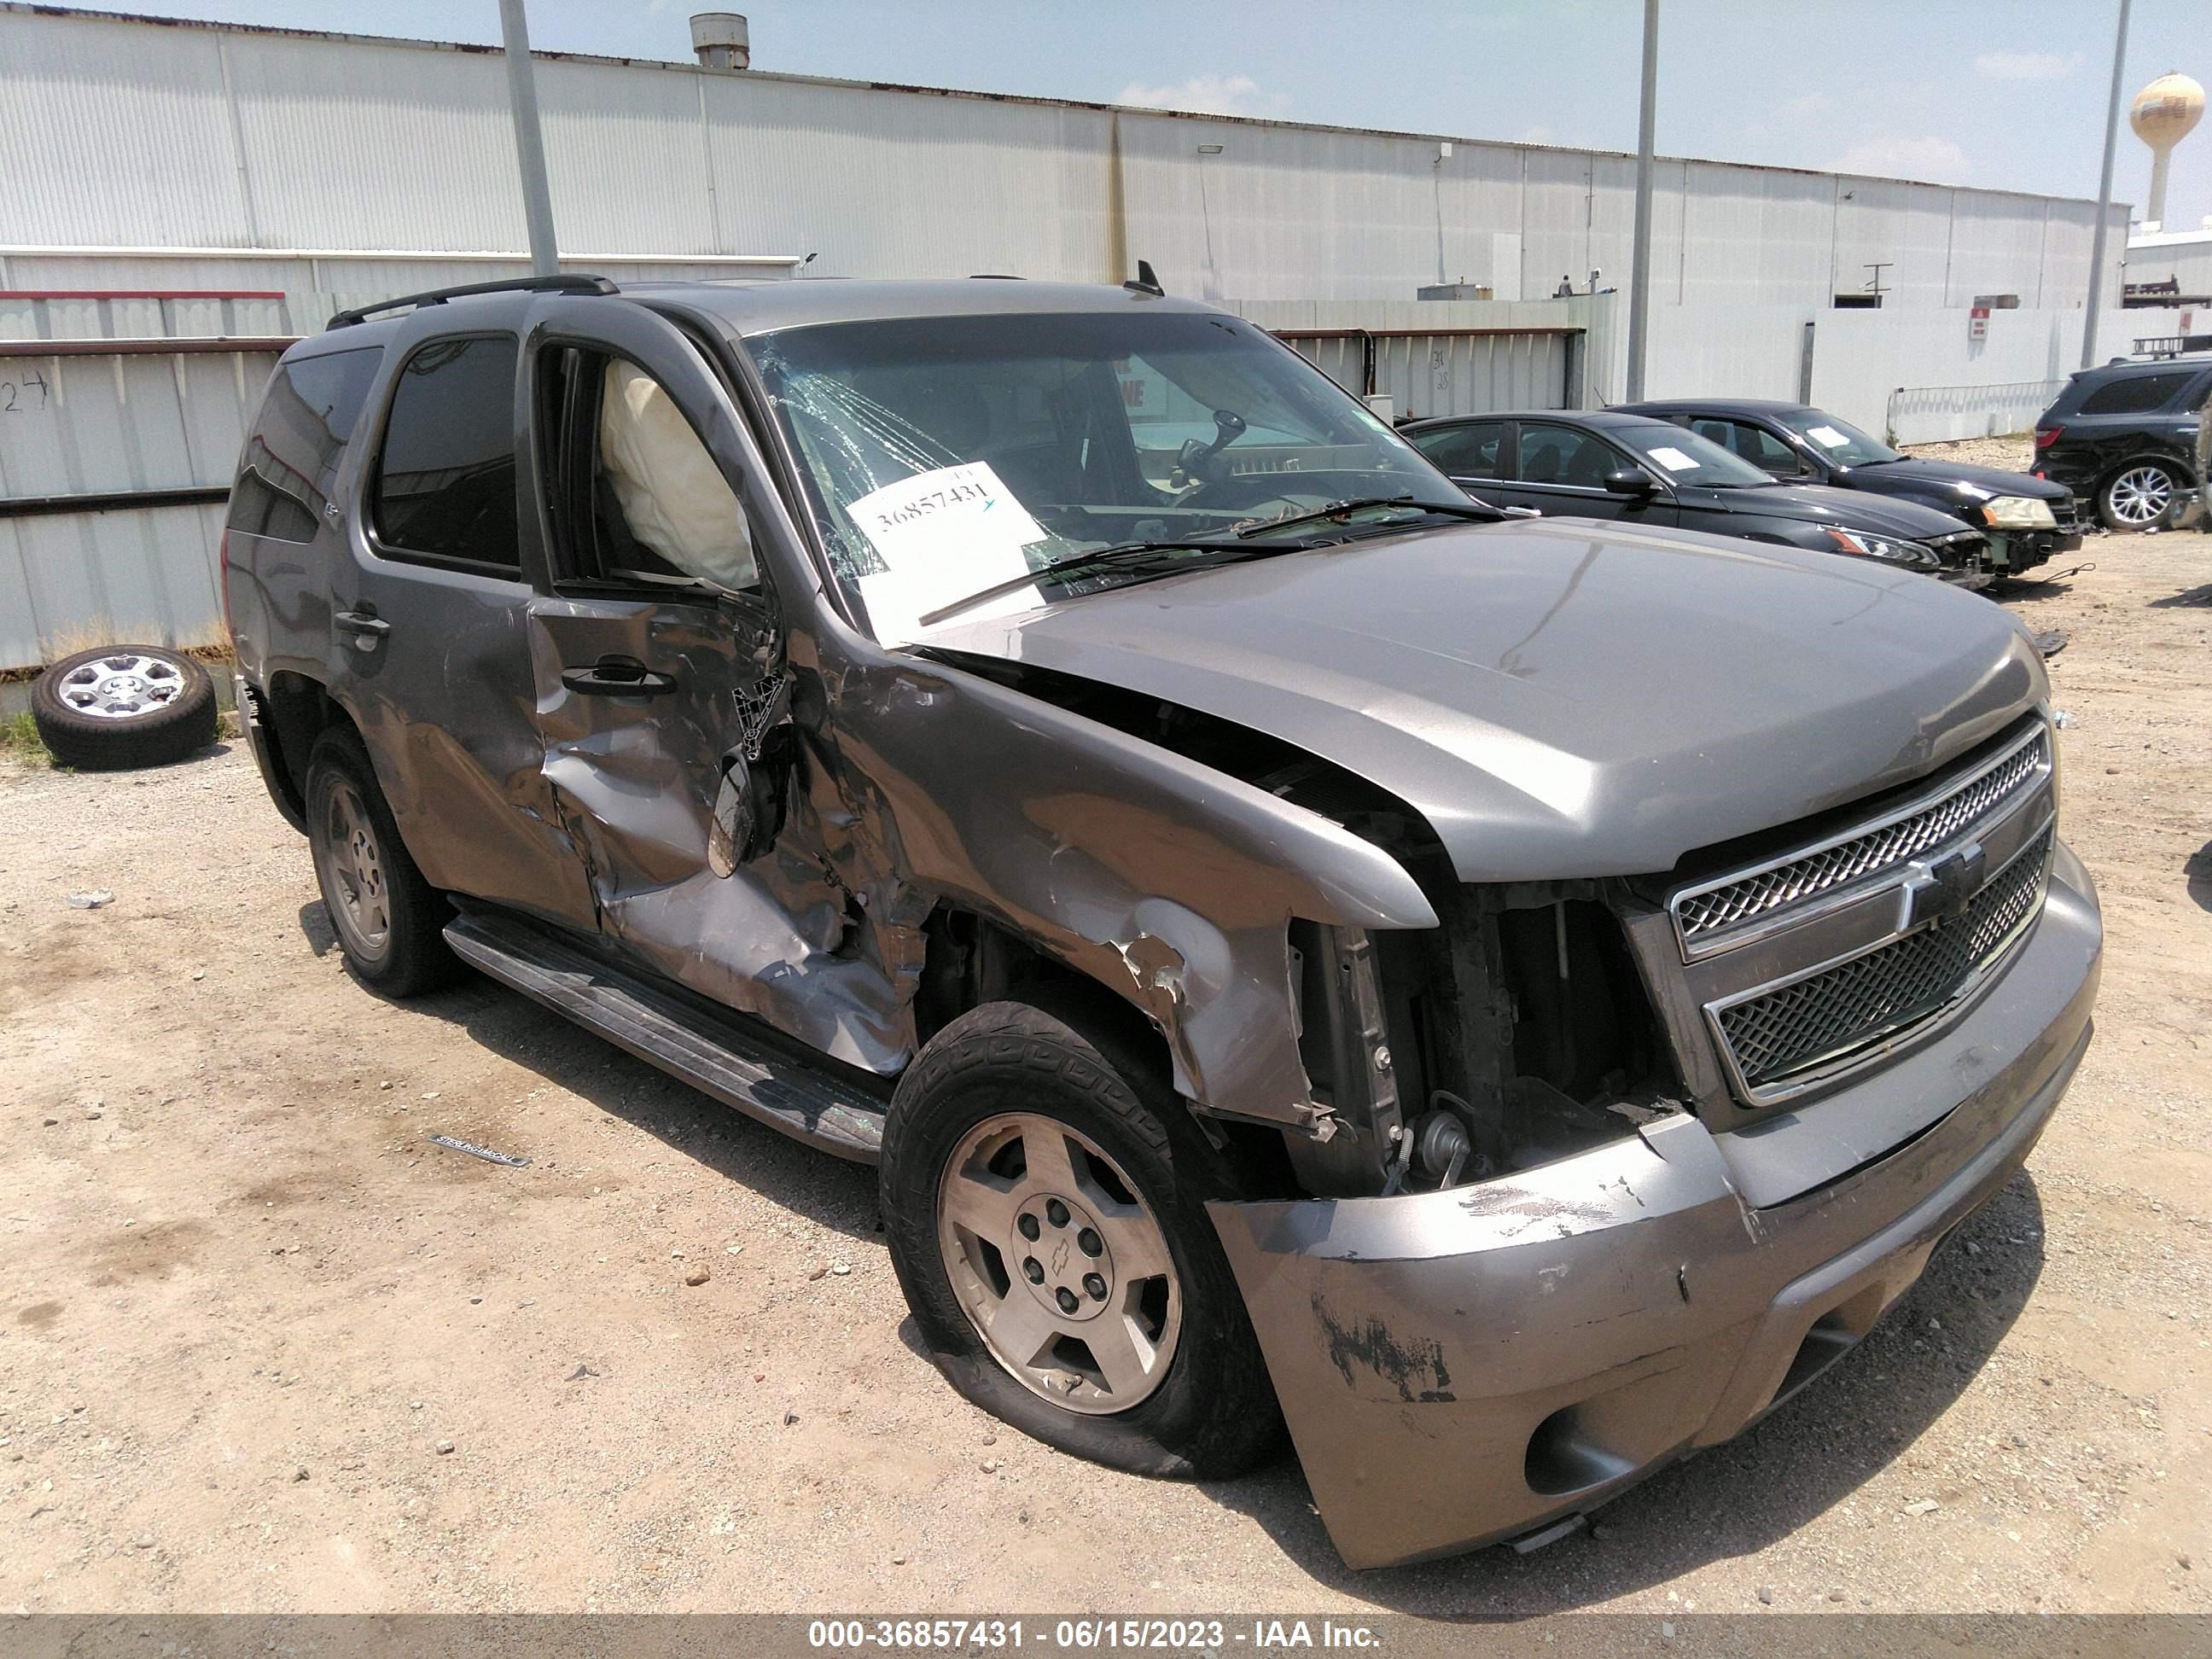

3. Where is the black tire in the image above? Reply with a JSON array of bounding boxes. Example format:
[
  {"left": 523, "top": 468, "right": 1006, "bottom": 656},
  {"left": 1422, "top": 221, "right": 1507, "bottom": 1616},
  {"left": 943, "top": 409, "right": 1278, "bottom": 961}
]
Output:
[
  {"left": 30, "top": 644, "right": 218, "bottom": 771},
  {"left": 880, "top": 998, "right": 1283, "bottom": 1480},
  {"left": 2096, "top": 459, "right": 2185, "bottom": 533},
  {"left": 303, "top": 728, "right": 456, "bottom": 997}
]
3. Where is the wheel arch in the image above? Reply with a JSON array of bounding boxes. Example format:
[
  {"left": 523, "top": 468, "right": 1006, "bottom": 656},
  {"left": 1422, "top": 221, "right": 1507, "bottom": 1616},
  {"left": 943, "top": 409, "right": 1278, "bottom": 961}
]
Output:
[{"left": 252, "top": 669, "right": 359, "bottom": 828}]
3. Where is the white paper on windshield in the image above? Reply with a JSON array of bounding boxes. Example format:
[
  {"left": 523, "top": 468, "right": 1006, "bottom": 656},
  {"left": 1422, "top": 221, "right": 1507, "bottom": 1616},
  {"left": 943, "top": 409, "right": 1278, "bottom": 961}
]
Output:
[
  {"left": 1647, "top": 445, "right": 1699, "bottom": 473},
  {"left": 848, "top": 462, "right": 1047, "bottom": 643},
  {"left": 1806, "top": 425, "right": 1851, "bottom": 449}
]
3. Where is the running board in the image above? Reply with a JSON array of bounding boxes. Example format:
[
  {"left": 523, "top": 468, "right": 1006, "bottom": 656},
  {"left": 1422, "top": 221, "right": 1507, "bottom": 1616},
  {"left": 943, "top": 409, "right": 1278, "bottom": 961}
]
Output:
[{"left": 444, "top": 911, "right": 888, "bottom": 1163}]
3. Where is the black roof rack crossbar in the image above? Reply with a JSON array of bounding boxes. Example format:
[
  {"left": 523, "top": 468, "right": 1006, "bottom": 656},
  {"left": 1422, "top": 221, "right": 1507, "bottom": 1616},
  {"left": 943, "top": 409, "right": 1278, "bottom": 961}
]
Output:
[{"left": 328, "top": 273, "right": 618, "bottom": 329}]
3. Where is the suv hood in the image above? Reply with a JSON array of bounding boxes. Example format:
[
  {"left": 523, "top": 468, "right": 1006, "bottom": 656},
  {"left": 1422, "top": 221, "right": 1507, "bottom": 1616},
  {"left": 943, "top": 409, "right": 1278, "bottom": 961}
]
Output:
[
  {"left": 1842, "top": 457, "right": 2074, "bottom": 509},
  {"left": 923, "top": 519, "right": 2045, "bottom": 883},
  {"left": 1677, "top": 480, "right": 1970, "bottom": 539}
]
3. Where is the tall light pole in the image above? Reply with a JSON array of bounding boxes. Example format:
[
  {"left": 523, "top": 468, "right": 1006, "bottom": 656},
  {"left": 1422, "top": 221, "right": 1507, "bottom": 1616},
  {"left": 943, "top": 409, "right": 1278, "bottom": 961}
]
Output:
[
  {"left": 2081, "top": 0, "right": 2132, "bottom": 369},
  {"left": 1622, "top": 0, "right": 1659, "bottom": 401},
  {"left": 1196, "top": 142, "right": 1225, "bottom": 302},
  {"left": 498, "top": 0, "right": 561, "bottom": 276}
]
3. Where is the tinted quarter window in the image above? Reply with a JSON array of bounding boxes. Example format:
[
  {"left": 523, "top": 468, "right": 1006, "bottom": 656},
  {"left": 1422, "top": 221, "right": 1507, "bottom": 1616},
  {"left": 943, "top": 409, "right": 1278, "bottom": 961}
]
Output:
[
  {"left": 1514, "top": 424, "right": 1617, "bottom": 488},
  {"left": 1412, "top": 422, "right": 1508, "bottom": 479},
  {"left": 1689, "top": 417, "right": 1801, "bottom": 474},
  {"left": 2077, "top": 371, "right": 2195, "bottom": 416},
  {"left": 226, "top": 346, "right": 382, "bottom": 544},
  {"left": 372, "top": 335, "right": 521, "bottom": 569}
]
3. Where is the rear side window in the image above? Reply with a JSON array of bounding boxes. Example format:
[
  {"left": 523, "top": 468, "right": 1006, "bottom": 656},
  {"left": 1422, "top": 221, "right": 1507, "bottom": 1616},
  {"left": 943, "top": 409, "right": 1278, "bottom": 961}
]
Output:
[
  {"left": 1691, "top": 417, "right": 1802, "bottom": 474},
  {"left": 1412, "top": 421, "right": 1509, "bottom": 479},
  {"left": 227, "top": 346, "right": 382, "bottom": 544},
  {"left": 1514, "top": 423, "right": 1617, "bottom": 488},
  {"left": 371, "top": 335, "right": 521, "bottom": 571},
  {"left": 2076, "top": 370, "right": 2195, "bottom": 416}
]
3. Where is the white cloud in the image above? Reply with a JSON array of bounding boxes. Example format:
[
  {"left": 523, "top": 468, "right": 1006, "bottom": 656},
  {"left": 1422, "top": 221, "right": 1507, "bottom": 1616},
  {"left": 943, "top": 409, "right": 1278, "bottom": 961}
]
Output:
[
  {"left": 1831, "top": 135, "right": 1970, "bottom": 183},
  {"left": 1975, "top": 51, "right": 2075, "bottom": 82},
  {"left": 1115, "top": 73, "right": 1284, "bottom": 119},
  {"left": 1781, "top": 92, "right": 1833, "bottom": 119}
]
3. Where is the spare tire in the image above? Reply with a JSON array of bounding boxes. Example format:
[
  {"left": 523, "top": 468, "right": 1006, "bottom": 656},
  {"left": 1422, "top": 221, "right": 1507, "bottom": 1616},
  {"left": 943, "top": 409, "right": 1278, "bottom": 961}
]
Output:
[{"left": 30, "top": 644, "right": 218, "bottom": 771}]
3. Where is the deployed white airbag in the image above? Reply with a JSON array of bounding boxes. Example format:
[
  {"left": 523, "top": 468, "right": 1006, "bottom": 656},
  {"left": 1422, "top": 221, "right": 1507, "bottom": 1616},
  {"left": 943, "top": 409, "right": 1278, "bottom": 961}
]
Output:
[{"left": 599, "top": 360, "right": 758, "bottom": 590}]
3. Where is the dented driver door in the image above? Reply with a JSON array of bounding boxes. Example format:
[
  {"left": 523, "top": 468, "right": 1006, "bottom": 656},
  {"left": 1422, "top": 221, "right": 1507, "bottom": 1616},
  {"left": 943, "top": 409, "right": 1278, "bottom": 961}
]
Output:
[{"left": 516, "top": 296, "right": 819, "bottom": 1015}]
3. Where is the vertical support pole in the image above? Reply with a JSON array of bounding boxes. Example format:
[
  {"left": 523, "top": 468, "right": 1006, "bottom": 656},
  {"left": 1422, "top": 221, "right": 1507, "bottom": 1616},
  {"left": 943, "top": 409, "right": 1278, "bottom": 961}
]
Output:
[
  {"left": 1797, "top": 319, "right": 1816, "bottom": 404},
  {"left": 1622, "top": 0, "right": 1659, "bottom": 401},
  {"left": 499, "top": 0, "right": 561, "bottom": 277},
  {"left": 2081, "top": 0, "right": 2131, "bottom": 369}
]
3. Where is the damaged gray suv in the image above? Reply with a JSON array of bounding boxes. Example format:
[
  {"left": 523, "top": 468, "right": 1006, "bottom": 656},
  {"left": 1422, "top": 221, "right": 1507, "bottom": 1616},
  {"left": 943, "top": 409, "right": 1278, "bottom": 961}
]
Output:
[{"left": 223, "top": 273, "right": 2102, "bottom": 1569}]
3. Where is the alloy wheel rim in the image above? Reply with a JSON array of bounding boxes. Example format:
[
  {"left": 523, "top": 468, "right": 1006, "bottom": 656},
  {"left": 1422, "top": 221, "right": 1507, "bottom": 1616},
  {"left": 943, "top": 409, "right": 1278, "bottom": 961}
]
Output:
[
  {"left": 936, "top": 1111, "right": 1182, "bottom": 1416},
  {"left": 55, "top": 653, "right": 186, "bottom": 721},
  {"left": 2110, "top": 467, "right": 2173, "bottom": 527},
  {"left": 317, "top": 779, "right": 393, "bottom": 958}
]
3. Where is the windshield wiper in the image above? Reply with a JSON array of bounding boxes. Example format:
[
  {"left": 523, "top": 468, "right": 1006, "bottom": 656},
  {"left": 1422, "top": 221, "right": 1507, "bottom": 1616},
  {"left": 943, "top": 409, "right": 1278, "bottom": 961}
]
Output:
[
  {"left": 1233, "top": 492, "right": 1502, "bottom": 538},
  {"left": 916, "top": 537, "right": 1255, "bottom": 629}
]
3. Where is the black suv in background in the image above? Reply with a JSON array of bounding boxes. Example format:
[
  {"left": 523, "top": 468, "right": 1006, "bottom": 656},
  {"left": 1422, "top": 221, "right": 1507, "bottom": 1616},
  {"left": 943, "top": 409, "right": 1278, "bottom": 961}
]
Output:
[
  {"left": 1402, "top": 410, "right": 1994, "bottom": 585},
  {"left": 2032, "top": 356, "right": 2212, "bottom": 531},
  {"left": 1618, "top": 399, "right": 2083, "bottom": 576}
]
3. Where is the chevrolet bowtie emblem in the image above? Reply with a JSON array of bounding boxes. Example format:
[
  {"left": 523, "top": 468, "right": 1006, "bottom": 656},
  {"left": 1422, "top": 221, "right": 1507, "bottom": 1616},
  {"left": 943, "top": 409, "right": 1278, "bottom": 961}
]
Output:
[{"left": 1905, "top": 842, "right": 1987, "bottom": 930}]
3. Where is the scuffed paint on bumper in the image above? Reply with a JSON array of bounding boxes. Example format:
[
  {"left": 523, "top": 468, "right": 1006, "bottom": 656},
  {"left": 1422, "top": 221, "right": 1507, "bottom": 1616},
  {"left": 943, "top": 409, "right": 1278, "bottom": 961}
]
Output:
[{"left": 1208, "top": 845, "right": 2100, "bottom": 1569}]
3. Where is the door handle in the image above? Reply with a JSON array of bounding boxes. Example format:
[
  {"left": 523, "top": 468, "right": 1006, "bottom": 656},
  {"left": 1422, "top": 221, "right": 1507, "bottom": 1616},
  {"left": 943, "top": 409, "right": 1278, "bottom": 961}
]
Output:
[
  {"left": 333, "top": 608, "right": 390, "bottom": 650},
  {"left": 562, "top": 655, "right": 678, "bottom": 697}
]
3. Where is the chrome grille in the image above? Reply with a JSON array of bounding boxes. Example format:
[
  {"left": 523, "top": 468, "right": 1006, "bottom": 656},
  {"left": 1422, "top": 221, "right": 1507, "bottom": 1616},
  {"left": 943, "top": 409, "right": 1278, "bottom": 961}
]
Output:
[
  {"left": 1714, "top": 825, "right": 2052, "bottom": 1094},
  {"left": 1674, "top": 727, "right": 2049, "bottom": 947}
]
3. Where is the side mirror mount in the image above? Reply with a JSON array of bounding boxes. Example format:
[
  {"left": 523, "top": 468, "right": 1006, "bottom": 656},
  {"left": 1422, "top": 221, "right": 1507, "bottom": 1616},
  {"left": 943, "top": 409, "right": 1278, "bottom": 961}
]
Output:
[{"left": 1604, "top": 468, "right": 1656, "bottom": 497}]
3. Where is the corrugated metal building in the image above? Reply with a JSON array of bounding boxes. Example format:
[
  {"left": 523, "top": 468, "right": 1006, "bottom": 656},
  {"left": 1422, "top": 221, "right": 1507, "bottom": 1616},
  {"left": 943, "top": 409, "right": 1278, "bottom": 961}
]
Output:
[
  {"left": 2124, "top": 226, "right": 2212, "bottom": 305},
  {"left": 0, "top": 5, "right": 2127, "bottom": 316},
  {"left": 0, "top": 5, "right": 2144, "bottom": 667}
]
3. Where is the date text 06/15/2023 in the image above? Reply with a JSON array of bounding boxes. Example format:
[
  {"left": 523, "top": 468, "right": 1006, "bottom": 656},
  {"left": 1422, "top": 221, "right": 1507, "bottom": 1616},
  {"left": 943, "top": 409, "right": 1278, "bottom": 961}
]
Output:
[{"left": 806, "top": 1617, "right": 1384, "bottom": 1651}]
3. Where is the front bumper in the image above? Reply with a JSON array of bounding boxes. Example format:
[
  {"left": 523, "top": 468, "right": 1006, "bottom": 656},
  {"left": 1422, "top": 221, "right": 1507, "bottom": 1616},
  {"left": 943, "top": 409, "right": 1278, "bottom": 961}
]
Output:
[
  {"left": 1987, "top": 527, "right": 2082, "bottom": 573},
  {"left": 1208, "top": 843, "right": 2100, "bottom": 1569}
]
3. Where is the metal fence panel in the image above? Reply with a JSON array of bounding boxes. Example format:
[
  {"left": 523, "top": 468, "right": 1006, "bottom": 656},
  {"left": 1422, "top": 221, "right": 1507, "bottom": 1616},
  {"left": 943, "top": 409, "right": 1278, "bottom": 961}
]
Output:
[
  {"left": 1371, "top": 331, "right": 1572, "bottom": 420},
  {"left": 0, "top": 502, "right": 229, "bottom": 671},
  {"left": 1283, "top": 333, "right": 1365, "bottom": 395},
  {"left": 1281, "top": 329, "right": 1575, "bottom": 418},
  {"left": 1, "top": 343, "right": 276, "bottom": 669},
  {"left": 0, "top": 347, "right": 273, "bottom": 498},
  {"left": 1884, "top": 379, "right": 2069, "bottom": 446}
]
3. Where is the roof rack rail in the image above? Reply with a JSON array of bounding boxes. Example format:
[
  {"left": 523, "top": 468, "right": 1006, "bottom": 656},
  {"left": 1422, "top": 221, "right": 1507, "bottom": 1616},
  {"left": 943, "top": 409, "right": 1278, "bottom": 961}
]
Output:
[{"left": 327, "top": 272, "right": 618, "bottom": 329}]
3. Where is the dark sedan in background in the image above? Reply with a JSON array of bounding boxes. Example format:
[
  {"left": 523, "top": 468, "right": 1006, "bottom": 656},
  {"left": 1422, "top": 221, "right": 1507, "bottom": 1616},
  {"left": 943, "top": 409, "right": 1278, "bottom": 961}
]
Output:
[
  {"left": 1616, "top": 398, "right": 2084, "bottom": 574},
  {"left": 2029, "top": 356, "right": 2212, "bottom": 532},
  {"left": 1403, "top": 410, "right": 1994, "bottom": 585}
]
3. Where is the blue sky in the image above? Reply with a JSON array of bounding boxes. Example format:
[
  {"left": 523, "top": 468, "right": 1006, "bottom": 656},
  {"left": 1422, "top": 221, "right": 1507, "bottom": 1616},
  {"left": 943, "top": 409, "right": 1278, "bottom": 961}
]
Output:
[{"left": 78, "top": 1, "right": 2212, "bottom": 229}]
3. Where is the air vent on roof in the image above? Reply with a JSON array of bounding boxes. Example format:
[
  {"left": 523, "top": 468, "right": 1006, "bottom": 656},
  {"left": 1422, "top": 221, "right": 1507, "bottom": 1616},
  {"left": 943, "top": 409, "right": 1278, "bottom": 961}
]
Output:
[{"left": 690, "top": 13, "right": 750, "bottom": 71}]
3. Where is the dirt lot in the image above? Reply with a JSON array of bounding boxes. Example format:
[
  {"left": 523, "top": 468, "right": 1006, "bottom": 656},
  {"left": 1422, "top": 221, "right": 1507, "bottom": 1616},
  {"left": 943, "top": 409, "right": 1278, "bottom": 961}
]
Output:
[{"left": 3, "top": 512, "right": 2209, "bottom": 1621}]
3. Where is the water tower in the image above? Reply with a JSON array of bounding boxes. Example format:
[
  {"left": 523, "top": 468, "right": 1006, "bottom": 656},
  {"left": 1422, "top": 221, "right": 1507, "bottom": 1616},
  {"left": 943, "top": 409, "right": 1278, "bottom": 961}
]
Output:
[{"left": 2129, "top": 71, "right": 2203, "bottom": 230}]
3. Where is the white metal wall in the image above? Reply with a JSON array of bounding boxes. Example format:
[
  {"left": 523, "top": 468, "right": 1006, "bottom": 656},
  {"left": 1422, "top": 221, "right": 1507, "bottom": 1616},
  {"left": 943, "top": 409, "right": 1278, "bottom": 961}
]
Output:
[
  {"left": 0, "top": 6, "right": 2128, "bottom": 317},
  {"left": 0, "top": 341, "right": 279, "bottom": 669}
]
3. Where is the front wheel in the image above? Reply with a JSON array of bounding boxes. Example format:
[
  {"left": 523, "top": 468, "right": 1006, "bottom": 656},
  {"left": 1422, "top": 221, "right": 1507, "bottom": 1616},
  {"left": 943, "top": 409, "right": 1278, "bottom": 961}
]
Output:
[
  {"left": 2098, "top": 461, "right": 2183, "bottom": 532},
  {"left": 879, "top": 1000, "right": 1281, "bottom": 1479}
]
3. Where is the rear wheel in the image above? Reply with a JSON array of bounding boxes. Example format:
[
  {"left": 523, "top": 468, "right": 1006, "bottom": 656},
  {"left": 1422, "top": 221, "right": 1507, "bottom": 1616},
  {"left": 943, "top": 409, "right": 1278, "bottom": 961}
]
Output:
[
  {"left": 879, "top": 999, "right": 1281, "bottom": 1478},
  {"left": 2098, "top": 461, "right": 2182, "bottom": 532},
  {"left": 304, "top": 729, "right": 454, "bottom": 995}
]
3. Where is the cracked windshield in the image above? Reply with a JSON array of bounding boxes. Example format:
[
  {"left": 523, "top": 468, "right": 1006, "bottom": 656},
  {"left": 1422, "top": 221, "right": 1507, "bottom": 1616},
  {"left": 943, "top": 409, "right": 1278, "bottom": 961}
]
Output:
[{"left": 750, "top": 310, "right": 1474, "bottom": 642}]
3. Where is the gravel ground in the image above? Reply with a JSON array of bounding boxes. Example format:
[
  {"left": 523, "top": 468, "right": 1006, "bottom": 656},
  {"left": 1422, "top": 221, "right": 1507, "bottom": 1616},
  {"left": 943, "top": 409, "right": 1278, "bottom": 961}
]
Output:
[{"left": 1, "top": 522, "right": 2208, "bottom": 1621}]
